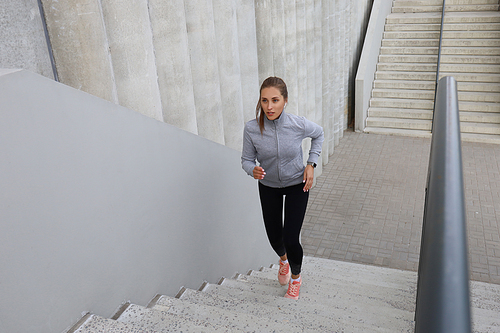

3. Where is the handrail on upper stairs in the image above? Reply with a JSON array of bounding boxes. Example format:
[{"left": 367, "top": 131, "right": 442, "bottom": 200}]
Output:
[
  {"left": 431, "top": 0, "right": 447, "bottom": 129},
  {"left": 414, "top": 76, "right": 471, "bottom": 333},
  {"left": 37, "top": 0, "right": 59, "bottom": 81}
]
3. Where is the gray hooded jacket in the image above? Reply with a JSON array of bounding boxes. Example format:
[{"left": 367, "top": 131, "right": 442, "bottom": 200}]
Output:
[{"left": 241, "top": 111, "right": 324, "bottom": 188}]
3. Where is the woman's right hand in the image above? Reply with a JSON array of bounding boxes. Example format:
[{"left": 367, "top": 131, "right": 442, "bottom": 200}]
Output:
[{"left": 253, "top": 166, "right": 266, "bottom": 180}]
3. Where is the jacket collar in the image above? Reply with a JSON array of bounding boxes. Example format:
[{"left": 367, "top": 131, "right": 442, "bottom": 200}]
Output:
[{"left": 264, "top": 110, "right": 287, "bottom": 128}]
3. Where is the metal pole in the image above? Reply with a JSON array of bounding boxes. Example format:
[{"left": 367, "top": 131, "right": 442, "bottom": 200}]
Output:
[{"left": 36, "top": 0, "right": 59, "bottom": 81}]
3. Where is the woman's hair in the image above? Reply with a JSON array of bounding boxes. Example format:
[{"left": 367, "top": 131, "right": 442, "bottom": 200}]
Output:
[{"left": 256, "top": 76, "right": 288, "bottom": 133}]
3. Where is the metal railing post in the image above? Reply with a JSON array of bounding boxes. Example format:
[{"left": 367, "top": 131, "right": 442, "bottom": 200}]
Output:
[{"left": 414, "top": 76, "right": 471, "bottom": 333}]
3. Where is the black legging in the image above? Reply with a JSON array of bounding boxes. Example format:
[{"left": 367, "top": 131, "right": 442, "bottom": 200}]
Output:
[{"left": 258, "top": 182, "right": 309, "bottom": 276}]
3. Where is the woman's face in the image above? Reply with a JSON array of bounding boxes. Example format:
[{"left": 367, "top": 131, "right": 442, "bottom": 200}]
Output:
[{"left": 260, "top": 86, "right": 287, "bottom": 121}]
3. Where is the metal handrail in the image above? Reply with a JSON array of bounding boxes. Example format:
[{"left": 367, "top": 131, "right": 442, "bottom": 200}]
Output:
[
  {"left": 431, "top": 0, "right": 446, "bottom": 130},
  {"left": 37, "top": 0, "right": 59, "bottom": 81},
  {"left": 414, "top": 76, "right": 471, "bottom": 333}
]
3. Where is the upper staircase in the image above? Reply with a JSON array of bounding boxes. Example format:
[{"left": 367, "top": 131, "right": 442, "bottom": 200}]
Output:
[
  {"left": 68, "top": 256, "right": 500, "bottom": 332},
  {"left": 365, "top": 0, "right": 500, "bottom": 144}
]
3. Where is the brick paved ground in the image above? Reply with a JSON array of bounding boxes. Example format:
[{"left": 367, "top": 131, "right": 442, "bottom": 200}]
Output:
[{"left": 302, "top": 130, "right": 500, "bottom": 284}]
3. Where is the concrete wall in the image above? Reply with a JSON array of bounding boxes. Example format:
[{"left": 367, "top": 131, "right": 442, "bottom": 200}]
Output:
[
  {"left": 355, "top": 0, "right": 393, "bottom": 132},
  {"left": 0, "top": 69, "right": 275, "bottom": 333},
  {"left": 0, "top": 0, "right": 54, "bottom": 79},
  {"left": 30, "top": 0, "right": 371, "bottom": 156}
]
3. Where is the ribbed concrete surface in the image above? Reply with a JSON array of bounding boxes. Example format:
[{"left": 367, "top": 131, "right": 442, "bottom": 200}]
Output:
[
  {"left": 366, "top": 2, "right": 500, "bottom": 143},
  {"left": 70, "top": 256, "right": 500, "bottom": 332}
]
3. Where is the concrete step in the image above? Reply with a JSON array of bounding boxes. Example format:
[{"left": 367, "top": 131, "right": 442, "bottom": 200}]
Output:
[
  {"left": 392, "top": 5, "right": 500, "bottom": 13},
  {"left": 382, "top": 38, "right": 500, "bottom": 47},
  {"left": 372, "top": 88, "right": 435, "bottom": 100},
  {"left": 368, "top": 107, "right": 433, "bottom": 120},
  {"left": 385, "top": 22, "right": 500, "bottom": 31},
  {"left": 176, "top": 286, "right": 394, "bottom": 332},
  {"left": 152, "top": 294, "right": 311, "bottom": 333},
  {"left": 364, "top": 126, "right": 432, "bottom": 138},
  {"left": 393, "top": 0, "right": 500, "bottom": 5},
  {"left": 375, "top": 71, "right": 500, "bottom": 83},
  {"left": 461, "top": 121, "right": 500, "bottom": 134},
  {"left": 461, "top": 132, "right": 500, "bottom": 144},
  {"left": 374, "top": 79, "right": 500, "bottom": 92},
  {"left": 384, "top": 30, "right": 500, "bottom": 39},
  {"left": 366, "top": 117, "right": 432, "bottom": 130},
  {"left": 370, "top": 97, "right": 434, "bottom": 110},
  {"left": 460, "top": 101, "right": 500, "bottom": 112},
  {"left": 116, "top": 303, "right": 234, "bottom": 332},
  {"left": 381, "top": 46, "right": 500, "bottom": 56},
  {"left": 373, "top": 89, "right": 500, "bottom": 103},
  {"left": 195, "top": 282, "right": 415, "bottom": 331},
  {"left": 386, "top": 12, "right": 500, "bottom": 25},
  {"left": 377, "top": 63, "right": 500, "bottom": 73},
  {"left": 379, "top": 54, "right": 500, "bottom": 65}
]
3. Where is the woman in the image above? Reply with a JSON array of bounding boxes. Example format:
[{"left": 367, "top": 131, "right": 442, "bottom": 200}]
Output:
[{"left": 241, "top": 76, "right": 324, "bottom": 300}]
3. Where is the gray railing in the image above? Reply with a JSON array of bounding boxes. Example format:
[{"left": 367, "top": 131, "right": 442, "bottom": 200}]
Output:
[
  {"left": 37, "top": 0, "right": 59, "bottom": 81},
  {"left": 431, "top": 0, "right": 447, "bottom": 127},
  {"left": 414, "top": 76, "right": 471, "bottom": 333}
]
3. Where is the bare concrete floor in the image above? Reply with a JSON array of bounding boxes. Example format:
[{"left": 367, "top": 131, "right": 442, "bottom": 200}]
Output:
[{"left": 303, "top": 130, "right": 500, "bottom": 284}]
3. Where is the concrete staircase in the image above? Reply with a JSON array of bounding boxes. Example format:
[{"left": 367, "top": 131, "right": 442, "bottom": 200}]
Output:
[
  {"left": 68, "top": 256, "right": 500, "bottom": 332},
  {"left": 365, "top": 0, "right": 500, "bottom": 144}
]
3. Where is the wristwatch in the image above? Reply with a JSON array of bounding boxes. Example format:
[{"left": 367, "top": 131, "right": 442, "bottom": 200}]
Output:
[{"left": 307, "top": 162, "right": 317, "bottom": 168}]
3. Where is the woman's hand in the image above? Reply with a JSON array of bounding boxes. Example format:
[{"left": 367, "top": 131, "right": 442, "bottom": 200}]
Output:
[
  {"left": 303, "top": 165, "right": 314, "bottom": 192},
  {"left": 253, "top": 166, "right": 266, "bottom": 180}
]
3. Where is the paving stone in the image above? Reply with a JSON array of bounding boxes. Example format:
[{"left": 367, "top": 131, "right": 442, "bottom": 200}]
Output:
[{"left": 303, "top": 131, "right": 500, "bottom": 285}]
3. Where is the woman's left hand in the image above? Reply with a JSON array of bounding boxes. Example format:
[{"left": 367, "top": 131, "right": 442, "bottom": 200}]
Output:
[{"left": 303, "top": 165, "right": 314, "bottom": 192}]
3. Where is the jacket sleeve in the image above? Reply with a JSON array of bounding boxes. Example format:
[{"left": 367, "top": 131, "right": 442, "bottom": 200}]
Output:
[
  {"left": 304, "top": 118, "right": 324, "bottom": 165},
  {"left": 241, "top": 123, "right": 258, "bottom": 177}
]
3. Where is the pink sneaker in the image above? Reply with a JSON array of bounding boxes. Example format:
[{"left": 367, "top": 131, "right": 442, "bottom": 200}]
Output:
[
  {"left": 278, "top": 260, "right": 291, "bottom": 286},
  {"left": 284, "top": 279, "right": 302, "bottom": 300}
]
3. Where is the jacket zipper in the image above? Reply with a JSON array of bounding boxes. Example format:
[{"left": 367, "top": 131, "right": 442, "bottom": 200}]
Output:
[{"left": 274, "top": 121, "right": 282, "bottom": 186}]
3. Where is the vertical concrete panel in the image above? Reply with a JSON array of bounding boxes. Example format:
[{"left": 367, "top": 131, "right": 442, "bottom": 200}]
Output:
[
  {"left": 236, "top": 0, "right": 260, "bottom": 122},
  {"left": 0, "top": 0, "right": 54, "bottom": 79},
  {"left": 333, "top": 0, "right": 341, "bottom": 146},
  {"left": 328, "top": 0, "right": 335, "bottom": 156},
  {"left": 100, "top": 0, "right": 163, "bottom": 121},
  {"left": 41, "top": 0, "right": 118, "bottom": 103},
  {"left": 314, "top": 0, "right": 322, "bottom": 125},
  {"left": 305, "top": 0, "right": 315, "bottom": 121},
  {"left": 283, "top": 0, "right": 298, "bottom": 116},
  {"left": 295, "top": 0, "right": 307, "bottom": 117},
  {"left": 185, "top": 0, "right": 225, "bottom": 144},
  {"left": 271, "top": 0, "right": 286, "bottom": 77},
  {"left": 255, "top": 0, "right": 273, "bottom": 82},
  {"left": 148, "top": 0, "right": 198, "bottom": 134},
  {"left": 213, "top": 0, "right": 245, "bottom": 150},
  {"left": 321, "top": 0, "right": 330, "bottom": 164}
]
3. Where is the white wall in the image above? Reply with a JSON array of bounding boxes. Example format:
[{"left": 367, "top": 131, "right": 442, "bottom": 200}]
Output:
[{"left": 0, "top": 70, "right": 275, "bottom": 333}]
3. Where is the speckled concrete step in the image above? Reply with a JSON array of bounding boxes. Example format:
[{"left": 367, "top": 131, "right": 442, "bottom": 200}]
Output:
[
  {"left": 377, "top": 63, "right": 500, "bottom": 74},
  {"left": 391, "top": 5, "right": 500, "bottom": 13},
  {"left": 176, "top": 287, "right": 389, "bottom": 332},
  {"left": 375, "top": 71, "right": 500, "bottom": 83},
  {"left": 386, "top": 12, "right": 500, "bottom": 25},
  {"left": 151, "top": 295, "right": 312, "bottom": 333},
  {"left": 238, "top": 273, "right": 416, "bottom": 313},
  {"left": 176, "top": 282, "right": 414, "bottom": 332},
  {"left": 370, "top": 97, "right": 434, "bottom": 110},
  {"left": 368, "top": 108, "right": 433, "bottom": 120},
  {"left": 114, "top": 303, "right": 238, "bottom": 332},
  {"left": 381, "top": 47, "right": 500, "bottom": 56},
  {"left": 199, "top": 279, "right": 415, "bottom": 331},
  {"left": 385, "top": 23, "right": 500, "bottom": 32},
  {"left": 382, "top": 38, "right": 500, "bottom": 47}
]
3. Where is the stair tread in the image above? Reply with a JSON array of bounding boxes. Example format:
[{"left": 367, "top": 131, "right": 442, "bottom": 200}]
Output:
[
  {"left": 199, "top": 283, "right": 416, "bottom": 331},
  {"left": 152, "top": 295, "right": 313, "bottom": 333},
  {"left": 115, "top": 303, "right": 238, "bottom": 332},
  {"left": 176, "top": 287, "right": 405, "bottom": 332}
]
